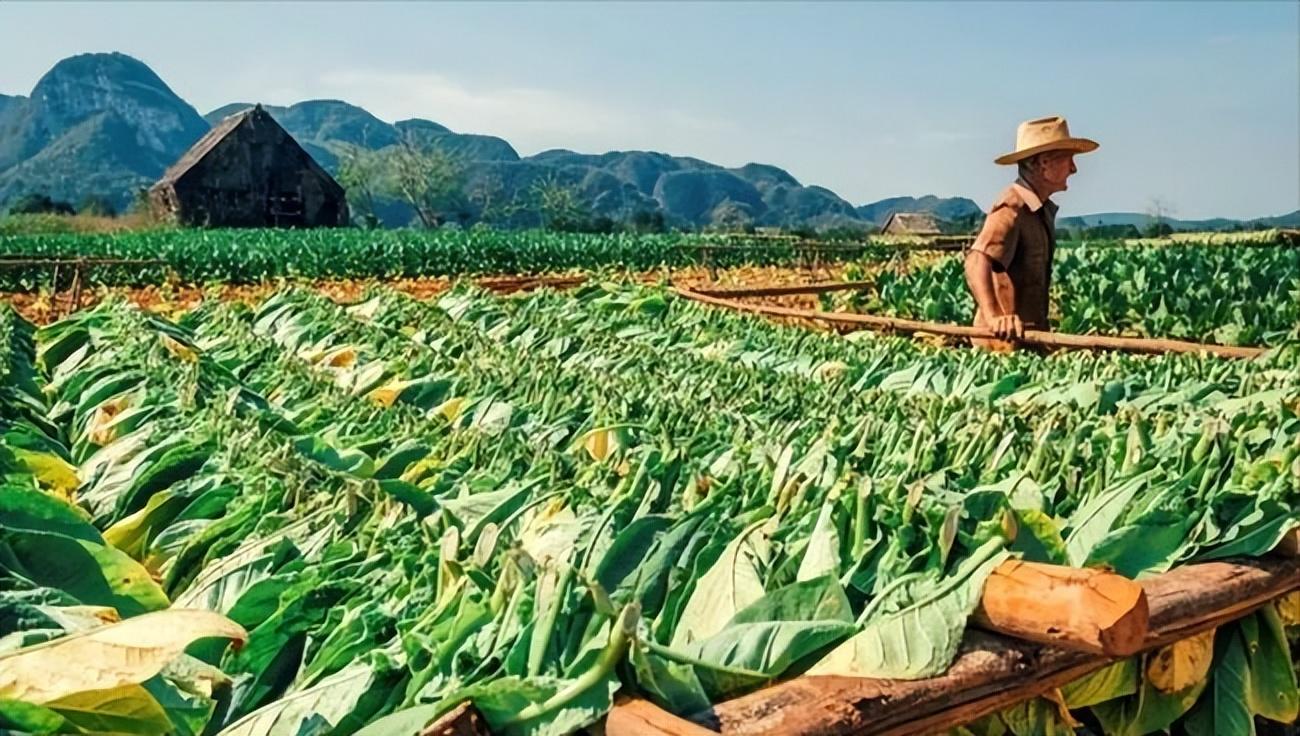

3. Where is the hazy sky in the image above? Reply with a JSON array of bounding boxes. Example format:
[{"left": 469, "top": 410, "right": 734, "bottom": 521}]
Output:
[{"left": 2, "top": 1, "right": 1297, "bottom": 219}]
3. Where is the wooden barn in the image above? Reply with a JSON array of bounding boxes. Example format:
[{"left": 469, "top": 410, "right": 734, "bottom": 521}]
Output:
[
  {"left": 880, "top": 211, "right": 943, "bottom": 236},
  {"left": 149, "top": 105, "right": 347, "bottom": 228}
]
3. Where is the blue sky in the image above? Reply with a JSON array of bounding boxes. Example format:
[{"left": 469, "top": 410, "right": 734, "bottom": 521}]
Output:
[{"left": 1, "top": 1, "right": 1296, "bottom": 219}]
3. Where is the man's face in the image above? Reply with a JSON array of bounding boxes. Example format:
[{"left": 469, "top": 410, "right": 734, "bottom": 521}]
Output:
[{"left": 1037, "top": 152, "right": 1078, "bottom": 192}]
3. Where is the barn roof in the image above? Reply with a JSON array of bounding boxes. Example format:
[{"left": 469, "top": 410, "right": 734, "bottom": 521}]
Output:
[
  {"left": 152, "top": 105, "right": 260, "bottom": 189},
  {"left": 880, "top": 211, "right": 943, "bottom": 235}
]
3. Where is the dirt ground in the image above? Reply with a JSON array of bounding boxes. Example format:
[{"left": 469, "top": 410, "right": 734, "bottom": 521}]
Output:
[{"left": 1, "top": 252, "right": 950, "bottom": 325}]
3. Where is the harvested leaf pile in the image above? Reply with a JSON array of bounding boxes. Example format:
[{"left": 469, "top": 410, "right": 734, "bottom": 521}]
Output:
[{"left": 1, "top": 281, "right": 1298, "bottom": 735}]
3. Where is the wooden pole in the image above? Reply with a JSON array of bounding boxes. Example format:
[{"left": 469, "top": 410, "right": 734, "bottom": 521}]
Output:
[
  {"left": 673, "top": 287, "right": 1266, "bottom": 360},
  {"left": 697, "top": 557, "right": 1300, "bottom": 736},
  {"left": 68, "top": 261, "right": 84, "bottom": 317},
  {"left": 974, "top": 560, "right": 1148, "bottom": 656},
  {"left": 686, "top": 280, "right": 877, "bottom": 298}
]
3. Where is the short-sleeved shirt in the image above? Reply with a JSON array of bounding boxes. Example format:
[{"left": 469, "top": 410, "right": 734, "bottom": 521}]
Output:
[{"left": 969, "top": 179, "right": 1058, "bottom": 331}]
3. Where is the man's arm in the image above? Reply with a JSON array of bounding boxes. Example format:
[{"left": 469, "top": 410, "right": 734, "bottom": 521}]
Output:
[
  {"left": 965, "top": 204, "right": 1024, "bottom": 340},
  {"left": 964, "top": 250, "right": 1023, "bottom": 339}
]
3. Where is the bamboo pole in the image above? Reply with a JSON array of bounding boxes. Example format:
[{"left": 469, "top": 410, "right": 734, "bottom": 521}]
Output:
[
  {"left": 698, "top": 557, "right": 1300, "bottom": 736},
  {"left": 673, "top": 287, "right": 1266, "bottom": 359}
]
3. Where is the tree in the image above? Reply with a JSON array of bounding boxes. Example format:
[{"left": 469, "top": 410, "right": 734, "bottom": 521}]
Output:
[
  {"left": 1144, "top": 221, "right": 1174, "bottom": 238},
  {"left": 383, "top": 136, "right": 464, "bottom": 228},
  {"left": 530, "top": 175, "right": 589, "bottom": 231},
  {"left": 467, "top": 173, "right": 524, "bottom": 226},
  {"left": 337, "top": 144, "right": 384, "bottom": 228},
  {"left": 8, "top": 193, "right": 75, "bottom": 216}
]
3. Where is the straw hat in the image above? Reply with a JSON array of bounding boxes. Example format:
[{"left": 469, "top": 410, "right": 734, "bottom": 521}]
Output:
[{"left": 994, "top": 116, "right": 1099, "bottom": 165}]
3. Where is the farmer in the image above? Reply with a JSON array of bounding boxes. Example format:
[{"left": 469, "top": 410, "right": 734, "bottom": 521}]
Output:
[{"left": 964, "top": 116, "right": 1098, "bottom": 351}]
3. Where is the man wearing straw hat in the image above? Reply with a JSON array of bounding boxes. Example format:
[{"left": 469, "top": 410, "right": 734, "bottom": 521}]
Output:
[{"left": 965, "top": 116, "right": 1098, "bottom": 351}]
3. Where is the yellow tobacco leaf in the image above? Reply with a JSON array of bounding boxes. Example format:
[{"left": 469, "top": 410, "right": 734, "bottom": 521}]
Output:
[
  {"left": 0, "top": 609, "right": 246, "bottom": 703},
  {"left": 159, "top": 333, "right": 197, "bottom": 363},
  {"left": 14, "top": 450, "right": 80, "bottom": 500},
  {"left": 87, "top": 396, "right": 130, "bottom": 446},
  {"left": 581, "top": 427, "right": 627, "bottom": 462},
  {"left": 322, "top": 346, "right": 358, "bottom": 368},
  {"left": 1276, "top": 592, "right": 1300, "bottom": 627},
  {"left": 434, "top": 397, "right": 465, "bottom": 422},
  {"left": 367, "top": 380, "right": 405, "bottom": 408},
  {"left": 1147, "top": 628, "right": 1215, "bottom": 693}
]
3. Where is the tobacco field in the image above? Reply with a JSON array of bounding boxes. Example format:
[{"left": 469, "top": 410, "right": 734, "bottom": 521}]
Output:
[
  {"left": 2, "top": 263, "right": 1299, "bottom": 734},
  {"left": 845, "top": 243, "right": 1300, "bottom": 347}
]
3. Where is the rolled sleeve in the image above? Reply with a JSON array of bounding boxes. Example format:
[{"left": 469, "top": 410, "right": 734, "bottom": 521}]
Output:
[{"left": 971, "top": 205, "right": 1019, "bottom": 268}]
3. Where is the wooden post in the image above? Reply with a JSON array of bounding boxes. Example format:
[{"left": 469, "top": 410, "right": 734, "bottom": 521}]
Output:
[
  {"left": 49, "top": 261, "right": 61, "bottom": 322},
  {"left": 68, "top": 261, "right": 84, "bottom": 317},
  {"left": 974, "top": 560, "right": 1149, "bottom": 656}
]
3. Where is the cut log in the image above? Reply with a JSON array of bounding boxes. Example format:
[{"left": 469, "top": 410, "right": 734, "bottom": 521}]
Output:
[
  {"left": 974, "top": 560, "right": 1149, "bottom": 656},
  {"left": 698, "top": 557, "right": 1300, "bottom": 736},
  {"left": 606, "top": 698, "right": 719, "bottom": 736},
  {"left": 673, "top": 287, "right": 1266, "bottom": 360}
]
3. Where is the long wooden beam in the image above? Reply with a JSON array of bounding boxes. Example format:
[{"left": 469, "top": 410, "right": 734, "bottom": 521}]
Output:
[
  {"left": 683, "top": 280, "right": 877, "bottom": 298},
  {"left": 695, "top": 557, "right": 1300, "bottom": 736},
  {"left": 673, "top": 286, "right": 1266, "bottom": 359}
]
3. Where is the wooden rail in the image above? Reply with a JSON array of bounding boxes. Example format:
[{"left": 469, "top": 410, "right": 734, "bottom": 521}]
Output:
[
  {"left": 688, "top": 556, "right": 1300, "bottom": 736},
  {"left": 686, "top": 280, "right": 877, "bottom": 298},
  {"left": 673, "top": 286, "right": 1267, "bottom": 359}
]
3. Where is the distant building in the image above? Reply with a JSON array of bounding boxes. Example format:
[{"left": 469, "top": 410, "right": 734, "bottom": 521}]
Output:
[
  {"left": 879, "top": 211, "right": 944, "bottom": 236},
  {"left": 149, "top": 105, "right": 347, "bottom": 228}
]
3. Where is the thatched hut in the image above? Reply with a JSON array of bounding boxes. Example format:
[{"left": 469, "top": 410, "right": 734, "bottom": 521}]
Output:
[
  {"left": 879, "top": 211, "right": 943, "bottom": 236},
  {"left": 149, "top": 105, "right": 347, "bottom": 227}
]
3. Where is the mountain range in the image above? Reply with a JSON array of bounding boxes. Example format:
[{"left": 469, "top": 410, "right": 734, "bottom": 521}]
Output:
[{"left": 0, "top": 52, "right": 1294, "bottom": 231}]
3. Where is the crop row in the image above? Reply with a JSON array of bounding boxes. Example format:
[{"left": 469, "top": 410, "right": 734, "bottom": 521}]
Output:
[
  {"left": 0, "top": 229, "right": 893, "bottom": 289},
  {"left": 844, "top": 243, "right": 1300, "bottom": 347},
  {"left": 1, "top": 284, "right": 1298, "bottom": 735}
]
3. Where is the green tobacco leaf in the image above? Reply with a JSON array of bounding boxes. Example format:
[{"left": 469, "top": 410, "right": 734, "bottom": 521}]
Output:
[
  {"left": 1, "top": 530, "right": 169, "bottom": 617},
  {"left": 1064, "top": 472, "right": 1150, "bottom": 567},
  {"left": 46, "top": 684, "right": 174, "bottom": 735},
  {"left": 0, "top": 699, "right": 70, "bottom": 733},
  {"left": 216, "top": 660, "right": 387, "bottom": 736},
  {"left": 797, "top": 502, "right": 842, "bottom": 582},
  {"left": 352, "top": 704, "right": 440, "bottom": 736},
  {"left": 670, "top": 521, "right": 769, "bottom": 649},
  {"left": 1183, "top": 626, "right": 1254, "bottom": 736},
  {"left": 1244, "top": 607, "right": 1299, "bottom": 724},
  {"left": 292, "top": 436, "right": 375, "bottom": 478},
  {"left": 459, "top": 673, "right": 619, "bottom": 736},
  {"left": 1008, "top": 509, "right": 1068, "bottom": 565},
  {"left": 0, "top": 485, "right": 101, "bottom": 544},
  {"left": 1060, "top": 659, "right": 1137, "bottom": 709},
  {"left": 629, "top": 643, "right": 711, "bottom": 715},
  {"left": 592, "top": 514, "right": 672, "bottom": 595},
  {"left": 808, "top": 539, "right": 1007, "bottom": 679},
  {"left": 1084, "top": 510, "right": 1194, "bottom": 578}
]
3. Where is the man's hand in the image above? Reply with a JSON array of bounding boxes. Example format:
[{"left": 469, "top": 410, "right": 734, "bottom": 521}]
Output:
[{"left": 990, "top": 313, "right": 1025, "bottom": 340}]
